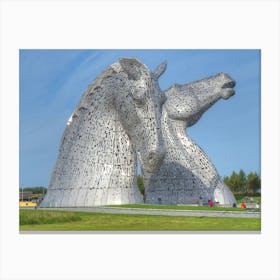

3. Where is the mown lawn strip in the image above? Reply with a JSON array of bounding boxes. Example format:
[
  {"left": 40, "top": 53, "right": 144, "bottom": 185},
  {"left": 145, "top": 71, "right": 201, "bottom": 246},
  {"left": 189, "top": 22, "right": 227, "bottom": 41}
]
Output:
[{"left": 20, "top": 209, "right": 260, "bottom": 231}]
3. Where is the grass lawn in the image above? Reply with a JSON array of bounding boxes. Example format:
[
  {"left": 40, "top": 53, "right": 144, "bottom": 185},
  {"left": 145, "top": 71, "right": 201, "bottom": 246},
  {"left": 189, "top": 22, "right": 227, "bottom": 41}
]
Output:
[
  {"left": 20, "top": 209, "right": 260, "bottom": 231},
  {"left": 235, "top": 195, "right": 261, "bottom": 204},
  {"left": 107, "top": 204, "right": 256, "bottom": 211}
]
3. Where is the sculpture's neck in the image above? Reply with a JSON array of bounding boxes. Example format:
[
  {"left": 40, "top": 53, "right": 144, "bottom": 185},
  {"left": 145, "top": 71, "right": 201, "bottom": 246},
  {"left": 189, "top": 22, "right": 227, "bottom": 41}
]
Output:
[
  {"left": 161, "top": 107, "right": 186, "bottom": 157},
  {"left": 45, "top": 92, "right": 142, "bottom": 207},
  {"left": 162, "top": 106, "right": 219, "bottom": 187},
  {"left": 196, "top": 95, "right": 220, "bottom": 117},
  {"left": 60, "top": 101, "right": 136, "bottom": 183},
  {"left": 187, "top": 90, "right": 222, "bottom": 127}
]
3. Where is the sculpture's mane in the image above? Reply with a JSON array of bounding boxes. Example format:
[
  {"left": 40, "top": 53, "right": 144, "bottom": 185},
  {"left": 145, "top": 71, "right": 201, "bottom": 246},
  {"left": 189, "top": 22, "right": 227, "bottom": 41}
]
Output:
[
  {"left": 87, "top": 63, "right": 121, "bottom": 93},
  {"left": 70, "top": 63, "right": 123, "bottom": 119},
  {"left": 87, "top": 58, "right": 149, "bottom": 93}
]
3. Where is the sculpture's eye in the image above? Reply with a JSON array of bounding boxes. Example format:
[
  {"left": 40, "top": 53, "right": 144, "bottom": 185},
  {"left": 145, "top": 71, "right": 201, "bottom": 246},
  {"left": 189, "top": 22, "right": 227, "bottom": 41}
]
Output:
[{"left": 131, "top": 89, "right": 146, "bottom": 101}]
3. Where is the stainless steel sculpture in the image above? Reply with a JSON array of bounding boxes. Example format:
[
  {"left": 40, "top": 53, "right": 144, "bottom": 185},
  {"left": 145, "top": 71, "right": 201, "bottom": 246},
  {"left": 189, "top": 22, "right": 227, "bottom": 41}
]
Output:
[
  {"left": 143, "top": 72, "right": 237, "bottom": 206},
  {"left": 40, "top": 57, "right": 237, "bottom": 208},
  {"left": 40, "top": 58, "right": 166, "bottom": 207}
]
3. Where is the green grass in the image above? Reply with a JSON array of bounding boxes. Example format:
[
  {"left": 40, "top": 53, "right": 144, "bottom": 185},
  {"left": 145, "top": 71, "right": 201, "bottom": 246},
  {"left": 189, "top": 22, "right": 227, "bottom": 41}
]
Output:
[
  {"left": 235, "top": 195, "right": 261, "bottom": 204},
  {"left": 20, "top": 210, "right": 82, "bottom": 225},
  {"left": 19, "top": 209, "right": 260, "bottom": 231},
  {"left": 107, "top": 204, "right": 251, "bottom": 212}
]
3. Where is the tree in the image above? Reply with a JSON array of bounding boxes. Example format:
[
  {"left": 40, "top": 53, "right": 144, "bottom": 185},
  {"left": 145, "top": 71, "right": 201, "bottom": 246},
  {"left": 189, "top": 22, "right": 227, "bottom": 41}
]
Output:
[
  {"left": 137, "top": 175, "right": 145, "bottom": 196},
  {"left": 223, "top": 169, "right": 247, "bottom": 193},
  {"left": 223, "top": 171, "right": 239, "bottom": 192},
  {"left": 224, "top": 170, "right": 261, "bottom": 195},
  {"left": 223, "top": 175, "right": 231, "bottom": 189},
  {"left": 246, "top": 172, "right": 261, "bottom": 194},
  {"left": 20, "top": 186, "right": 47, "bottom": 194},
  {"left": 238, "top": 169, "right": 247, "bottom": 194}
]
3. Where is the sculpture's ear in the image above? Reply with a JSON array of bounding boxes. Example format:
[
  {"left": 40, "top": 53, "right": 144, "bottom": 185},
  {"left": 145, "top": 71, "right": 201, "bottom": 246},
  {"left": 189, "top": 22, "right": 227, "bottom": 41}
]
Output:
[
  {"left": 119, "top": 58, "right": 148, "bottom": 80},
  {"left": 153, "top": 60, "right": 167, "bottom": 80}
]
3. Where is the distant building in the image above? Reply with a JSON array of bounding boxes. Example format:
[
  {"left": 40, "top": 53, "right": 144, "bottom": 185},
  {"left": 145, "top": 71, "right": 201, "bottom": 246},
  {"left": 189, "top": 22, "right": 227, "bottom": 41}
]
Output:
[
  {"left": 19, "top": 191, "right": 33, "bottom": 201},
  {"left": 19, "top": 191, "right": 44, "bottom": 202}
]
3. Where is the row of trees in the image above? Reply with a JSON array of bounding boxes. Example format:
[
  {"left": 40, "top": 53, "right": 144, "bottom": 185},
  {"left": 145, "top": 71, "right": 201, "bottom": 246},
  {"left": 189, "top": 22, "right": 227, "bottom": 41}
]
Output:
[
  {"left": 223, "top": 170, "right": 261, "bottom": 194},
  {"left": 20, "top": 186, "right": 47, "bottom": 194}
]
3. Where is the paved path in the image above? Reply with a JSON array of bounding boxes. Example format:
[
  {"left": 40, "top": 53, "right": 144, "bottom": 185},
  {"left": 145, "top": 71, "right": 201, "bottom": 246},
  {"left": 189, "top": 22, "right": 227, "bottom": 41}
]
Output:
[{"left": 38, "top": 207, "right": 260, "bottom": 218}]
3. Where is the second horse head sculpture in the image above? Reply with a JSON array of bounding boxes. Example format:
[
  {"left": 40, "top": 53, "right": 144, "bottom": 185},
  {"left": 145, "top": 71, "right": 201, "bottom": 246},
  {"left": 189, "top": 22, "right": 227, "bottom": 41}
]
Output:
[{"left": 144, "top": 72, "right": 237, "bottom": 206}]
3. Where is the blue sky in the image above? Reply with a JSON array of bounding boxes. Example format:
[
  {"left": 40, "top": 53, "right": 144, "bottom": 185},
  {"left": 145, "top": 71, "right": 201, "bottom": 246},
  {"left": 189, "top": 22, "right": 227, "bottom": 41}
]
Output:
[{"left": 19, "top": 49, "right": 260, "bottom": 187}]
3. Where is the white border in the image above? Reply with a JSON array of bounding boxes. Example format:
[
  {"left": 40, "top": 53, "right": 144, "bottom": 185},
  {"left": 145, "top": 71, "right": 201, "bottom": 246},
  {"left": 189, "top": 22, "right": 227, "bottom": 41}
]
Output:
[{"left": 1, "top": 1, "right": 279, "bottom": 280}]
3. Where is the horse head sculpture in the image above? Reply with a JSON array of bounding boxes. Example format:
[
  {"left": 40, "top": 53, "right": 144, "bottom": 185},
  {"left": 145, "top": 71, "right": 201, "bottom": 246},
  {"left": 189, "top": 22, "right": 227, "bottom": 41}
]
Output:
[
  {"left": 164, "top": 73, "right": 236, "bottom": 127},
  {"left": 113, "top": 58, "right": 166, "bottom": 172},
  {"left": 144, "top": 72, "right": 237, "bottom": 206},
  {"left": 40, "top": 58, "right": 166, "bottom": 207}
]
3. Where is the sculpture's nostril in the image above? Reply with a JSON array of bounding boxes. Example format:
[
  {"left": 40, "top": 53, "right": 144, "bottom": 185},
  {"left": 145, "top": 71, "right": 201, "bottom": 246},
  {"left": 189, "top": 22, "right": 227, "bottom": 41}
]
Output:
[{"left": 222, "top": 81, "right": 236, "bottom": 89}]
